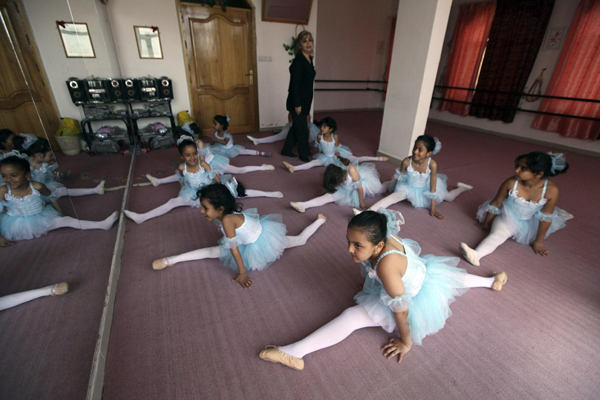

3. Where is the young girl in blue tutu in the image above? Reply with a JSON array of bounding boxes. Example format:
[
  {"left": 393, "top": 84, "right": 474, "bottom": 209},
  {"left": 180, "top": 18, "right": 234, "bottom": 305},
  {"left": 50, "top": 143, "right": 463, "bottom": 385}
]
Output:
[
  {"left": 152, "top": 183, "right": 327, "bottom": 288},
  {"left": 126, "top": 136, "right": 280, "bottom": 224},
  {"left": 282, "top": 117, "right": 388, "bottom": 174},
  {"left": 363, "top": 135, "right": 472, "bottom": 219},
  {"left": 210, "top": 115, "right": 271, "bottom": 158},
  {"left": 460, "top": 152, "right": 571, "bottom": 266},
  {"left": 0, "top": 155, "right": 118, "bottom": 245},
  {"left": 26, "top": 137, "right": 105, "bottom": 213},
  {"left": 290, "top": 158, "right": 384, "bottom": 213},
  {"left": 259, "top": 209, "right": 507, "bottom": 370}
]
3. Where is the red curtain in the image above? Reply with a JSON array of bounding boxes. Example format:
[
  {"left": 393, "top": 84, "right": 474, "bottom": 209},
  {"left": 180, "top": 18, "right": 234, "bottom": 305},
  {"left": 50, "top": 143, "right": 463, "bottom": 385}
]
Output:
[
  {"left": 469, "top": 0, "right": 555, "bottom": 123},
  {"left": 532, "top": 0, "right": 600, "bottom": 140},
  {"left": 439, "top": 1, "right": 496, "bottom": 116}
]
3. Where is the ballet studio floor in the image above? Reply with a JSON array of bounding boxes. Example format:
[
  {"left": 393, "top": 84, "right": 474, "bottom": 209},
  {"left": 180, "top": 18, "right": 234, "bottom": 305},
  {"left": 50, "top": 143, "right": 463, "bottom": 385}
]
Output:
[{"left": 1, "top": 111, "right": 599, "bottom": 399}]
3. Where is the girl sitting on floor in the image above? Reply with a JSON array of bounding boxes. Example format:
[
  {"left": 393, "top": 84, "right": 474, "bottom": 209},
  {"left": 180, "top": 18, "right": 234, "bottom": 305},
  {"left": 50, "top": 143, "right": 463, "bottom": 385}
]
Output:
[
  {"left": 258, "top": 209, "right": 507, "bottom": 370},
  {"left": 152, "top": 183, "right": 327, "bottom": 289},
  {"left": 210, "top": 115, "right": 271, "bottom": 158},
  {"left": 460, "top": 152, "right": 572, "bottom": 266},
  {"left": 361, "top": 135, "right": 472, "bottom": 219}
]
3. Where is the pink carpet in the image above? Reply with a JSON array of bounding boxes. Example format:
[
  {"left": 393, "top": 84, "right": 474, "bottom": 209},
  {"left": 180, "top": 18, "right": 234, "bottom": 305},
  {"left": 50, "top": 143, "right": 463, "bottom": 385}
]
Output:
[{"left": 100, "top": 111, "right": 600, "bottom": 399}]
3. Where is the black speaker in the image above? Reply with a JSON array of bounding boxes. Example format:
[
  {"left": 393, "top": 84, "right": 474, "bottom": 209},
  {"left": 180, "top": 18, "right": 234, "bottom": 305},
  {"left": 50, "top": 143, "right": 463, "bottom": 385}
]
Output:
[
  {"left": 84, "top": 79, "right": 110, "bottom": 103},
  {"left": 123, "top": 78, "right": 140, "bottom": 100},
  {"left": 66, "top": 78, "right": 87, "bottom": 104},
  {"left": 135, "top": 78, "right": 158, "bottom": 101},
  {"left": 108, "top": 78, "right": 125, "bottom": 101},
  {"left": 157, "top": 77, "right": 173, "bottom": 99}
]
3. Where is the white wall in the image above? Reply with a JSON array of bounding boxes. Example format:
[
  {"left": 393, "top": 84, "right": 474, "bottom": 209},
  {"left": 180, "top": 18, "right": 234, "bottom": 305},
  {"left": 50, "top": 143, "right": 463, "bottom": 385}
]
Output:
[
  {"left": 429, "top": 0, "right": 600, "bottom": 154},
  {"left": 254, "top": 0, "right": 318, "bottom": 128},
  {"left": 22, "top": 0, "right": 121, "bottom": 120},
  {"left": 314, "top": 0, "right": 398, "bottom": 112}
]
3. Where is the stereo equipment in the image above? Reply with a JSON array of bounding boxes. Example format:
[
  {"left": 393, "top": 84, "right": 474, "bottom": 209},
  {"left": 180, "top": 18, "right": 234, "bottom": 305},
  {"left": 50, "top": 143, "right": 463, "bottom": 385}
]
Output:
[
  {"left": 135, "top": 78, "right": 158, "bottom": 101},
  {"left": 157, "top": 77, "right": 173, "bottom": 99},
  {"left": 84, "top": 79, "right": 110, "bottom": 103},
  {"left": 123, "top": 78, "right": 140, "bottom": 100},
  {"left": 107, "top": 78, "right": 125, "bottom": 101},
  {"left": 66, "top": 78, "right": 87, "bottom": 104}
]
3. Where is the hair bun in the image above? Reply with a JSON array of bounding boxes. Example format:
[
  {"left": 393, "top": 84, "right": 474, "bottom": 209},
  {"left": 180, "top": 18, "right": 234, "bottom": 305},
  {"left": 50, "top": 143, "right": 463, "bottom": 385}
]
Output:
[{"left": 432, "top": 137, "right": 442, "bottom": 155}]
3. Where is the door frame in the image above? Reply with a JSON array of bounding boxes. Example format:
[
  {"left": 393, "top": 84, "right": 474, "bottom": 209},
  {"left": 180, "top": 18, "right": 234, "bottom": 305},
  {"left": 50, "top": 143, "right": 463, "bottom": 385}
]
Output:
[
  {"left": 2, "top": 0, "right": 61, "bottom": 148},
  {"left": 176, "top": 0, "right": 260, "bottom": 134}
]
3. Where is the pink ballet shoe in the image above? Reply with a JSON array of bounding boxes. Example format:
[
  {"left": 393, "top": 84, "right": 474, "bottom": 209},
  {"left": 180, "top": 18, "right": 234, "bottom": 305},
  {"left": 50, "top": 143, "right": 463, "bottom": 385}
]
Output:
[
  {"left": 51, "top": 282, "right": 69, "bottom": 296},
  {"left": 259, "top": 346, "right": 305, "bottom": 370},
  {"left": 152, "top": 258, "right": 171, "bottom": 270},
  {"left": 492, "top": 272, "right": 508, "bottom": 291},
  {"left": 290, "top": 202, "right": 305, "bottom": 213},
  {"left": 460, "top": 242, "right": 480, "bottom": 267},
  {"left": 282, "top": 161, "right": 295, "bottom": 173}
]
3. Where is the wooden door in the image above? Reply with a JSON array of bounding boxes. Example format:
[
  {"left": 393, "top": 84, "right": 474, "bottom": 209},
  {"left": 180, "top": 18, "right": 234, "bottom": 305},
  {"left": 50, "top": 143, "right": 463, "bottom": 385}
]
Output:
[
  {"left": 0, "top": 0, "right": 60, "bottom": 148},
  {"left": 180, "top": 3, "right": 258, "bottom": 135}
]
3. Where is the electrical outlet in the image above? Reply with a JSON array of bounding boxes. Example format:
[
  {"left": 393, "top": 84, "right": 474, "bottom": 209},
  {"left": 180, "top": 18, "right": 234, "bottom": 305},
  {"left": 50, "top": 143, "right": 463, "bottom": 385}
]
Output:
[{"left": 258, "top": 55, "right": 272, "bottom": 62}]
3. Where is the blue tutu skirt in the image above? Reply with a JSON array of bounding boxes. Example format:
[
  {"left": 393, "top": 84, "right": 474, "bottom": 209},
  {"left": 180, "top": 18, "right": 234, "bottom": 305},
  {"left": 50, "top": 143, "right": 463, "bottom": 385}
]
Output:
[
  {"left": 0, "top": 205, "right": 62, "bottom": 241},
  {"left": 207, "top": 152, "right": 230, "bottom": 174},
  {"left": 354, "top": 254, "right": 468, "bottom": 346},
  {"left": 212, "top": 143, "right": 246, "bottom": 158},
  {"left": 394, "top": 174, "right": 448, "bottom": 209},
  {"left": 178, "top": 184, "right": 202, "bottom": 207},
  {"left": 309, "top": 123, "right": 320, "bottom": 143},
  {"left": 313, "top": 153, "right": 345, "bottom": 168},
  {"left": 336, "top": 144, "right": 353, "bottom": 160},
  {"left": 333, "top": 163, "right": 383, "bottom": 207},
  {"left": 218, "top": 212, "right": 287, "bottom": 271},
  {"left": 476, "top": 197, "right": 570, "bottom": 245},
  {"left": 44, "top": 180, "right": 65, "bottom": 202}
]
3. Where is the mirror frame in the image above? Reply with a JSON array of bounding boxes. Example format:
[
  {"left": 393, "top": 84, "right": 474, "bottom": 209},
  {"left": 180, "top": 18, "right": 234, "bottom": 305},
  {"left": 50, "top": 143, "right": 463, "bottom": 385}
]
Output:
[
  {"left": 57, "top": 21, "right": 96, "bottom": 58},
  {"left": 262, "top": 0, "right": 313, "bottom": 24},
  {"left": 134, "top": 25, "right": 164, "bottom": 59}
]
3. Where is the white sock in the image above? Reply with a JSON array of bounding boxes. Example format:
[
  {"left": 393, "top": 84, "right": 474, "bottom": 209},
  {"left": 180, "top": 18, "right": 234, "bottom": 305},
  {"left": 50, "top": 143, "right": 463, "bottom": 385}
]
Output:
[
  {"left": 245, "top": 189, "right": 283, "bottom": 198},
  {"left": 124, "top": 197, "right": 188, "bottom": 224},
  {"left": 148, "top": 172, "right": 179, "bottom": 186},
  {"left": 285, "top": 217, "right": 326, "bottom": 248},
  {"left": 296, "top": 193, "right": 336, "bottom": 210},
  {"left": 165, "top": 245, "right": 221, "bottom": 266},
  {"left": 253, "top": 130, "right": 288, "bottom": 144},
  {"left": 293, "top": 160, "right": 322, "bottom": 171},
  {"left": 474, "top": 217, "right": 514, "bottom": 260},
  {"left": 280, "top": 305, "right": 379, "bottom": 359},
  {"left": 49, "top": 211, "right": 118, "bottom": 231},
  {"left": 461, "top": 274, "right": 495, "bottom": 288},
  {"left": 0, "top": 285, "right": 55, "bottom": 311},
  {"left": 368, "top": 191, "right": 407, "bottom": 211},
  {"left": 223, "top": 165, "right": 271, "bottom": 174},
  {"left": 444, "top": 185, "right": 470, "bottom": 202}
]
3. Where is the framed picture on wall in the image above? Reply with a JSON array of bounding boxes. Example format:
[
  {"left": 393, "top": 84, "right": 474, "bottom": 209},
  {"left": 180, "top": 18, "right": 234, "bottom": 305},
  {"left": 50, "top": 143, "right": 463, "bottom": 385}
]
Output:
[
  {"left": 134, "top": 26, "right": 163, "bottom": 59},
  {"left": 57, "top": 22, "right": 95, "bottom": 58},
  {"left": 542, "top": 27, "right": 567, "bottom": 51}
]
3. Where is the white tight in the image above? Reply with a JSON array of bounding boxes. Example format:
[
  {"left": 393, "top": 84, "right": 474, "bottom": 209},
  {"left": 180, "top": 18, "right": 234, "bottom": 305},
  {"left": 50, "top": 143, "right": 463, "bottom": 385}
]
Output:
[
  {"left": 295, "top": 193, "right": 336, "bottom": 210},
  {"left": 368, "top": 183, "right": 470, "bottom": 211},
  {"left": 237, "top": 149, "right": 263, "bottom": 156},
  {"left": 149, "top": 173, "right": 179, "bottom": 186},
  {"left": 253, "top": 129, "right": 289, "bottom": 144},
  {"left": 48, "top": 212, "right": 118, "bottom": 231},
  {"left": 222, "top": 164, "right": 272, "bottom": 174},
  {"left": 293, "top": 160, "right": 322, "bottom": 171},
  {"left": 349, "top": 156, "right": 384, "bottom": 163},
  {"left": 164, "top": 217, "right": 326, "bottom": 266},
  {"left": 56, "top": 181, "right": 103, "bottom": 197},
  {"left": 474, "top": 216, "right": 515, "bottom": 260},
  {"left": 280, "top": 274, "right": 495, "bottom": 359},
  {"left": 0, "top": 284, "right": 56, "bottom": 311}
]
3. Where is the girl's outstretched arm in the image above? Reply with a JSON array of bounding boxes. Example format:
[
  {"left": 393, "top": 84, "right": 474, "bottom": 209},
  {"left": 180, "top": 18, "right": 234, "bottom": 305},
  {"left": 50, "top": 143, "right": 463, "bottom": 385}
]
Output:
[
  {"left": 201, "top": 161, "right": 220, "bottom": 184},
  {"left": 33, "top": 181, "right": 51, "bottom": 197},
  {"left": 334, "top": 134, "right": 341, "bottom": 157},
  {"left": 532, "top": 183, "right": 558, "bottom": 256},
  {"left": 348, "top": 164, "right": 366, "bottom": 209},
  {"left": 222, "top": 216, "right": 253, "bottom": 289},
  {"left": 477, "top": 178, "right": 512, "bottom": 231},
  {"left": 428, "top": 160, "right": 443, "bottom": 220}
]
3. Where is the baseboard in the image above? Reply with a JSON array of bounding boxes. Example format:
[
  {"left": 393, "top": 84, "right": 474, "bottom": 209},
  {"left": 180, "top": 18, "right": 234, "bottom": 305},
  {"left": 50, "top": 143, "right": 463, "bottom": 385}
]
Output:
[
  {"left": 314, "top": 107, "right": 384, "bottom": 114},
  {"left": 428, "top": 118, "right": 600, "bottom": 158}
]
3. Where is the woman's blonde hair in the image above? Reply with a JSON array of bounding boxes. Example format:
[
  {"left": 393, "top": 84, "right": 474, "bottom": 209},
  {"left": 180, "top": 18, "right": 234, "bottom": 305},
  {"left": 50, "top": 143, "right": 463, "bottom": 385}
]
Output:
[{"left": 295, "top": 31, "right": 313, "bottom": 55}]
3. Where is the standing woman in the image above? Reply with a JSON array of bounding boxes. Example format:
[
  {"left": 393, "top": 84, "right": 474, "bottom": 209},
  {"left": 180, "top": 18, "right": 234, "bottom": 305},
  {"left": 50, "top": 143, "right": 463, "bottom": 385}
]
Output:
[{"left": 281, "top": 31, "right": 316, "bottom": 162}]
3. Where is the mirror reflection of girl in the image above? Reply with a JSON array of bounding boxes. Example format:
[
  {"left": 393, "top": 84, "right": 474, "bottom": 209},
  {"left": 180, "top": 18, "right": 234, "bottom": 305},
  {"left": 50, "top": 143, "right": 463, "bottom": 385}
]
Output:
[
  {"left": 26, "top": 138, "right": 105, "bottom": 214},
  {"left": 126, "top": 136, "right": 280, "bottom": 225},
  {"left": 283, "top": 117, "right": 388, "bottom": 174},
  {"left": 259, "top": 210, "right": 507, "bottom": 370},
  {"left": 460, "top": 152, "right": 572, "bottom": 266},
  {"left": 0, "top": 129, "right": 23, "bottom": 155},
  {"left": 152, "top": 183, "right": 327, "bottom": 289},
  {"left": 0, "top": 156, "right": 118, "bottom": 247}
]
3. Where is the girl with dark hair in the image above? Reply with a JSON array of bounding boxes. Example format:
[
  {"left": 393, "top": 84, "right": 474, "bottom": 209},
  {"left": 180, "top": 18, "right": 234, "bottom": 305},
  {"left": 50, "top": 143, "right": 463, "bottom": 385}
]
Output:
[
  {"left": 151, "top": 183, "right": 327, "bottom": 289},
  {"left": 0, "top": 129, "right": 27, "bottom": 155},
  {"left": 460, "top": 152, "right": 572, "bottom": 266},
  {"left": 210, "top": 115, "right": 271, "bottom": 158},
  {"left": 363, "top": 135, "right": 472, "bottom": 219},
  {"left": 259, "top": 209, "right": 507, "bottom": 370},
  {"left": 126, "top": 136, "right": 279, "bottom": 224},
  {"left": 0, "top": 155, "right": 118, "bottom": 245},
  {"left": 282, "top": 117, "right": 388, "bottom": 174},
  {"left": 290, "top": 159, "right": 384, "bottom": 213}
]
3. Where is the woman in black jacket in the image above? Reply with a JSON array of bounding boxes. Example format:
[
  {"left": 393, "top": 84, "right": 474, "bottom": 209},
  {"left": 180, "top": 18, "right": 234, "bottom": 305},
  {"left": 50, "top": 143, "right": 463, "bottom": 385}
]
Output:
[{"left": 281, "top": 31, "right": 316, "bottom": 162}]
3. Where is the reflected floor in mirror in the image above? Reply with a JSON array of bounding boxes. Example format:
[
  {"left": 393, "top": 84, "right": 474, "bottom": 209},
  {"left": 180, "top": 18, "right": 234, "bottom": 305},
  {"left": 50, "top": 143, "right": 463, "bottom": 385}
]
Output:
[{"left": 0, "top": 152, "right": 130, "bottom": 400}]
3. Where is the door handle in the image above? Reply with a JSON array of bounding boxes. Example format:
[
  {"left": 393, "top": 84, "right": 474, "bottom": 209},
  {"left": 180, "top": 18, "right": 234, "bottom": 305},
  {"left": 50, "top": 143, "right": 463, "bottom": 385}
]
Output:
[{"left": 246, "top": 70, "right": 253, "bottom": 85}]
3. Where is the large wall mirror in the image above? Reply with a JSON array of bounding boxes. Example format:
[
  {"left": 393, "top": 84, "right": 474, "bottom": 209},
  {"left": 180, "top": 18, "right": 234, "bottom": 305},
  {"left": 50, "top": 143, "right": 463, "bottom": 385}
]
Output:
[
  {"left": 57, "top": 21, "right": 96, "bottom": 58},
  {"left": 134, "top": 26, "right": 163, "bottom": 59},
  {"left": 262, "top": 0, "right": 313, "bottom": 24}
]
